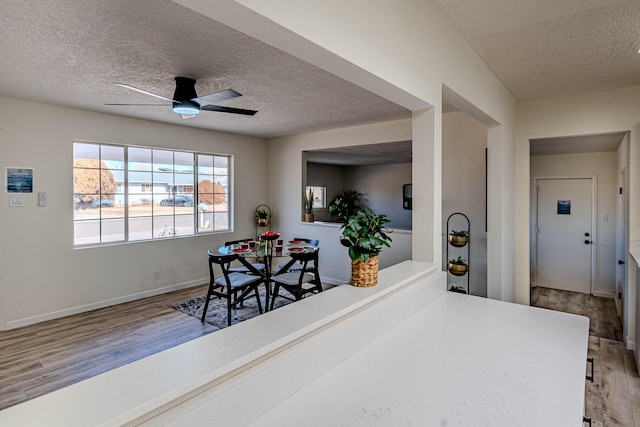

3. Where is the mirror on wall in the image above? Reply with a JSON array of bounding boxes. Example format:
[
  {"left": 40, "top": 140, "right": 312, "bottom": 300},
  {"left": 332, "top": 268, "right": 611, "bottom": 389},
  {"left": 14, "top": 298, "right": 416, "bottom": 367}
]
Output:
[{"left": 303, "top": 141, "right": 412, "bottom": 229}]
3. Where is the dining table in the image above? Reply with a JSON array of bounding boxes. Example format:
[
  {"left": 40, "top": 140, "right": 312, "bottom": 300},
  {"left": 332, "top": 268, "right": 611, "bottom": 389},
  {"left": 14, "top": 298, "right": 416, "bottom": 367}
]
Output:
[{"left": 218, "top": 234, "right": 318, "bottom": 311}]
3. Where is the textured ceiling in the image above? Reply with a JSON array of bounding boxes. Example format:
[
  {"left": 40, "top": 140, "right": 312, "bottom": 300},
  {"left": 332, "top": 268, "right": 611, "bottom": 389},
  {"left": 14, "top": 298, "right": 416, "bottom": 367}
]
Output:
[
  {"left": 306, "top": 141, "right": 413, "bottom": 166},
  {"left": 530, "top": 132, "right": 627, "bottom": 156},
  {"left": 2, "top": 0, "right": 638, "bottom": 161},
  {"left": 0, "top": 0, "right": 410, "bottom": 139},
  {"left": 434, "top": 0, "right": 640, "bottom": 101}
]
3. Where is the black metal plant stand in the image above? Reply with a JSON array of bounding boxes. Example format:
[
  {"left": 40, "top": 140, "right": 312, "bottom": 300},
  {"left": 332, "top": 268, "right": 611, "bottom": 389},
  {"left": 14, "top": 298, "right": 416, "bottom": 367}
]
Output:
[{"left": 446, "top": 212, "right": 470, "bottom": 294}]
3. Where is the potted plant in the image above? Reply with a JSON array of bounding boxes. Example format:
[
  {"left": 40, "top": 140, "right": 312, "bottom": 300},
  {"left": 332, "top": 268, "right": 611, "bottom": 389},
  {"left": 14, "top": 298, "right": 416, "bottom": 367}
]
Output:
[
  {"left": 448, "top": 229, "right": 469, "bottom": 247},
  {"left": 255, "top": 207, "right": 271, "bottom": 226},
  {"left": 304, "top": 188, "right": 315, "bottom": 222},
  {"left": 327, "top": 189, "right": 362, "bottom": 223},
  {"left": 448, "top": 255, "right": 468, "bottom": 276},
  {"left": 340, "top": 208, "right": 392, "bottom": 287},
  {"left": 448, "top": 285, "right": 467, "bottom": 294}
]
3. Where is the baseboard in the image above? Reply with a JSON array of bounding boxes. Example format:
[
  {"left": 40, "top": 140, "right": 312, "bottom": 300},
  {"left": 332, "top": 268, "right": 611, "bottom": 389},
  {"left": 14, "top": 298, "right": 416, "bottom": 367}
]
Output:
[
  {"left": 625, "top": 336, "right": 635, "bottom": 352},
  {"left": 593, "top": 290, "right": 615, "bottom": 299},
  {"left": 5, "top": 278, "right": 206, "bottom": 330}
]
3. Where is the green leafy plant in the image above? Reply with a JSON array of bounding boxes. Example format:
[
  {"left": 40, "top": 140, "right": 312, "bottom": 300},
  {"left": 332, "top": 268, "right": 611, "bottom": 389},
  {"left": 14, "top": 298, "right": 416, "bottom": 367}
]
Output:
[
  {"left": 328, "top": 190, "right": 362, "bottom": 223},
  {"left": 256, "top": 208, "right": 270, "bottom": 220},
  {"left": 449, "top": 230, "right": 469, "bottom": 237},
  {"left": 339, "top": 208, "right": 392, "bottom": 261},
  {"left": 448, "top": 255, "right": 467, "bottom": 266},
  {"left": 304, "top": 188, "right": 314, "bottom": 214}
]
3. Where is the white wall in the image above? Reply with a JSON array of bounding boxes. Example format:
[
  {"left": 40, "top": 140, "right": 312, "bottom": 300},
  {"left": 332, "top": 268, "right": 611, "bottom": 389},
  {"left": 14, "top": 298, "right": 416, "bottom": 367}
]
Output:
[
  {"left": 267, "top": 120, "right": 414, "bottom": 284},
  {"left": 186, "top": 0, "right": 518, "bottom": 301},
  {"left": 345, "top": 163, "right": 412, "bottom": 229},
  {"left": 442, "top": 111, "right": 488, "bottom": 297},
  {"left": 530, "top": 152, "right": 617, "bottom": 297},
  {"left": 308, "top": 162, "right": 412, "bottom": 228},
  {"left": 516, "top": 85, "right": 640, "bottom": 344},
  {"left": 1, "top": 0, "right": 523, "bottom": 328},
  {"left": 0, "top": 96, "right": 267, "bottom": 329}
]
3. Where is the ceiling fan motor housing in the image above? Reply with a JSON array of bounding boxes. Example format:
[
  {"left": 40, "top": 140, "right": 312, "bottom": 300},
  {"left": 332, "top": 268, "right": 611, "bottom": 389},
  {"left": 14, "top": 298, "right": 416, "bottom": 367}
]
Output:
[{"left": 172, "top": 77, "right": 200, "bottom": 114}]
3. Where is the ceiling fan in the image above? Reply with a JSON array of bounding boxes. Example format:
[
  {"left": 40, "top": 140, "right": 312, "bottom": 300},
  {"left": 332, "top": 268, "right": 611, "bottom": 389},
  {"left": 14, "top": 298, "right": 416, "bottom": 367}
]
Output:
[{"left": 106, "top": 77, "right": 258, "bottom": 119}]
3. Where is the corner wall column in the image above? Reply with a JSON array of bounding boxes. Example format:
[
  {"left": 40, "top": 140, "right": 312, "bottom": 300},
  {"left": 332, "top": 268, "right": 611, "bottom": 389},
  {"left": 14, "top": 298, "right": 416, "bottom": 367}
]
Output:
[{"left": 412, "top": 107, "right": 439, "bottom": 265}]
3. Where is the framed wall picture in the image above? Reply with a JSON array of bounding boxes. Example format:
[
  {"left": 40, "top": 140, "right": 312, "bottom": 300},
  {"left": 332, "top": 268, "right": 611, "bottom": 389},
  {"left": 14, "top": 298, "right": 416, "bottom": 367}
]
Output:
[
  {"left": 6, "top": 167, "right": 33, "bottom": 193},
  {"left": 557, "top": 200, "right": 571, "bottom": 215}
]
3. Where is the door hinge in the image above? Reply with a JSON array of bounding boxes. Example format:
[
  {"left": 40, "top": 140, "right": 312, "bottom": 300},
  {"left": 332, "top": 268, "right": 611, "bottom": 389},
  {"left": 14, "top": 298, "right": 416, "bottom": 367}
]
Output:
[{"left": 620, "top": 187, "right": 624, "bottom": 195}]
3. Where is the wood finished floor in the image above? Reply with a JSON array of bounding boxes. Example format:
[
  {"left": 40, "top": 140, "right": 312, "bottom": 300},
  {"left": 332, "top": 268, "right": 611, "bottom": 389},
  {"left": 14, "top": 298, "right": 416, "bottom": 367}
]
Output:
[
  {"left": 531, "top": 286, "right": 640, "bottom": 427},
  {"left": 0, "top": 284, "right": 215, "bottom": 410}
]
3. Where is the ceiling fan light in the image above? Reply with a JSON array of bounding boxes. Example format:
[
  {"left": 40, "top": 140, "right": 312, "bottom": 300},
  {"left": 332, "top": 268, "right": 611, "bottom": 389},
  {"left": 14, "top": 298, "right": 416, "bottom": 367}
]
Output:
[{"left": 172, "top": 100, "right": 200, "bottom": 115}]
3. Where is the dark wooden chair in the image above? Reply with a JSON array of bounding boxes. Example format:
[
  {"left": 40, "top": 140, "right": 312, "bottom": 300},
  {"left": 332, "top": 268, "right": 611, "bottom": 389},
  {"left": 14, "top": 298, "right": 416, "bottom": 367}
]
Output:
[
  {"left": 277, "top": 237, "right": 319, "bottom": 271},
  {"left": 224, "top": 238, "right": 265, "bottom": 273},
  {"left": 201, "top": 251, "right": 263, "bottom": 326},
  {"left": 270, "top": 249, "right": 322, "bottom": 310}
]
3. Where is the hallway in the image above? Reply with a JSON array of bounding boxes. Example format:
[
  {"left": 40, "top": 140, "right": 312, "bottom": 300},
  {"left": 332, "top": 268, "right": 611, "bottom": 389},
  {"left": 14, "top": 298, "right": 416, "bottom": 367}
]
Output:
[{"left": 531, "top": 286, "right": 640, "bottom": 426}]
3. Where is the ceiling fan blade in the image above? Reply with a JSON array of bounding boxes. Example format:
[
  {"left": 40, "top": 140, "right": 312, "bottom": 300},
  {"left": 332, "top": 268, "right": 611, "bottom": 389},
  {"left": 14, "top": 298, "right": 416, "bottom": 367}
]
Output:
[
  {"left": 194, "top": 89, "right": 241, "bottom": 105},
  {"left": 114, "top": 83, "right": 175, "bottom": 103},
  {"left": 201, "top": 104, "right": 258, "bottom": 116},
  {"left": 105, "top": 103, "right": 170, "bottom": 106}
]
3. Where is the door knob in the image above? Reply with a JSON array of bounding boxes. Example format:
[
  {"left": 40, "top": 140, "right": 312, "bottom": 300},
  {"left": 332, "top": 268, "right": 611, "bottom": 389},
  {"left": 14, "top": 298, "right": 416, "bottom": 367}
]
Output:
[
  {"left": 585, "top": 232, "right": 590, "bottom": 237},
  {"left": 584, "top": 240, "right": 592, "bottom": 244},
  {"left": 619, "top": 260, "right": 625, "bottom": 265}
]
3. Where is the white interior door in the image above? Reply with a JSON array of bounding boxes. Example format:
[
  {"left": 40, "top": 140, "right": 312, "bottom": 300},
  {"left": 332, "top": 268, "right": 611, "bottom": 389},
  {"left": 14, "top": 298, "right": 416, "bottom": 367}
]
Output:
[{"left": 536, "top": 178, "right": 593, "bottom": 294}]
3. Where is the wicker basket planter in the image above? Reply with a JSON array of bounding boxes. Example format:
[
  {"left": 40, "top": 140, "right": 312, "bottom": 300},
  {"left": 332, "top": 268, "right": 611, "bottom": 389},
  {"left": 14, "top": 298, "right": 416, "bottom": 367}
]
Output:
[{"left": 350, "top": 256, "right": 379, "bottom": 287}]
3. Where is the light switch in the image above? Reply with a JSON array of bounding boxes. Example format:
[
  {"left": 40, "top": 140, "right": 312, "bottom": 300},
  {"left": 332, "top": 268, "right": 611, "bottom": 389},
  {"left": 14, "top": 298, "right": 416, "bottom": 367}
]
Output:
[{"left": 9, "top": 195, "right": 24, "bottom": 207}]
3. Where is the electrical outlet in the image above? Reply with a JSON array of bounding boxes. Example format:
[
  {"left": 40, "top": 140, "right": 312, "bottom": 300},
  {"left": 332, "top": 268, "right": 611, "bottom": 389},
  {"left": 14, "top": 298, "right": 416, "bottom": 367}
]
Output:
[{"left": 153, "top": 270, "right": 160, "bottom": 281}]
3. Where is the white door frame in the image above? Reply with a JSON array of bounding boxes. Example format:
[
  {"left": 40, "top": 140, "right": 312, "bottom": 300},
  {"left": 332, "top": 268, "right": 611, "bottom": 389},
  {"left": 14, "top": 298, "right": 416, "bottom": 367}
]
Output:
[
  {"left": 0, "top": 129, "right": 5, "bottom": 331},
  {"left": 616, "top": 167, "right": 628, "bottom": 316},
  {"left": 532, "top": 175, "right": 597, "bottom": 294}
]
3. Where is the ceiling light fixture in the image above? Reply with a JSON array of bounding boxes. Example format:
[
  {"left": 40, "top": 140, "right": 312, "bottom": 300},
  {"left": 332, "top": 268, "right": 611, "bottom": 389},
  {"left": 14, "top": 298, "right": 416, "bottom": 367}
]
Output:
[{"left": 172, "top": 100, "right": 200, "bottom": 115}]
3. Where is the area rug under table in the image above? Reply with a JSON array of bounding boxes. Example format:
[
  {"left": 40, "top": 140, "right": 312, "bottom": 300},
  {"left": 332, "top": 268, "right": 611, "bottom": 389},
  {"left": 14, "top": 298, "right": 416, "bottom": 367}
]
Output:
[{"left": 170, "top": 288, "right": 295, "bottom": 329}]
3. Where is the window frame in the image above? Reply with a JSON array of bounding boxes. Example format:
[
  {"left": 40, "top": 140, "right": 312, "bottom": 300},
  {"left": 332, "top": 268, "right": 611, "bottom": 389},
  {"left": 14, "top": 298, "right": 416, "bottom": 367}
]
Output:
[{"left": 73, "top": 140, "right": 232, "bottom": 248}]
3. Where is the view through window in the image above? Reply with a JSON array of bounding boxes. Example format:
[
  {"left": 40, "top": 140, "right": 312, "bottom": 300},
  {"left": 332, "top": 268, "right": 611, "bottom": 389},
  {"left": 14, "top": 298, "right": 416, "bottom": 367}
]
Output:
[{"left": 73, "top": 142, "right": 231, "bottom": 246}]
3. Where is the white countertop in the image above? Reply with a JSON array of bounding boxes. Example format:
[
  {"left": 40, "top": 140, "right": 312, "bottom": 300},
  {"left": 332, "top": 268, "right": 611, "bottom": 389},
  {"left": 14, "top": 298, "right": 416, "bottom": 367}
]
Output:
[
  {"left": 249, "top": 292, "right": 589, "bottom": 426},
  {"left": 0, "top": 262, "right": 589, "bottom": 426}
]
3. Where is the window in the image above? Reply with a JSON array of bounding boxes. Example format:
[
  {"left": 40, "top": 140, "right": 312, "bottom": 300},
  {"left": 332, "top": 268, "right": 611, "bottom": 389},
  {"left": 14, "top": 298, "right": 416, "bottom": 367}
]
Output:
[{"left": 73, "top": 141, "right": 231, "bottom": 246}]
